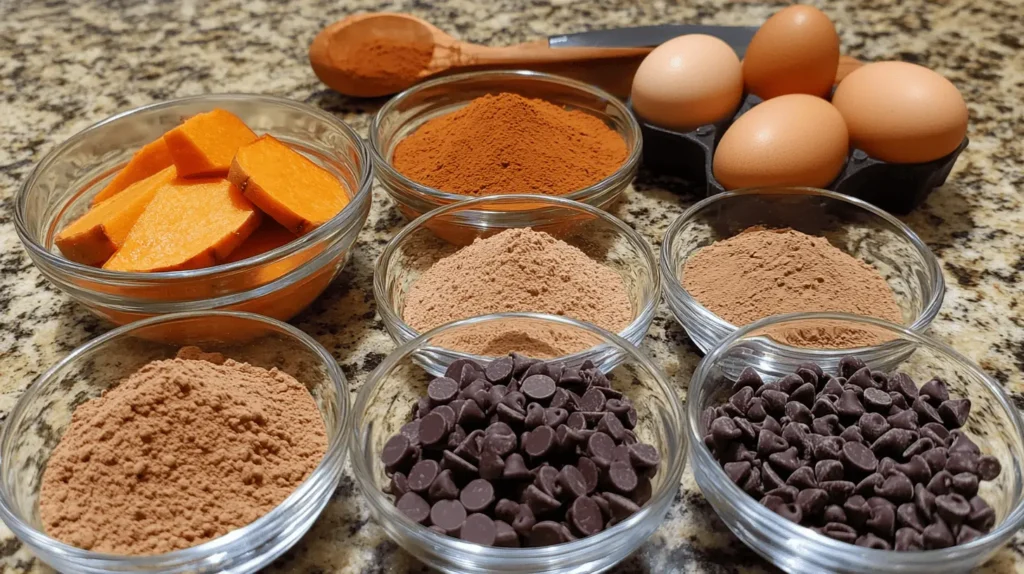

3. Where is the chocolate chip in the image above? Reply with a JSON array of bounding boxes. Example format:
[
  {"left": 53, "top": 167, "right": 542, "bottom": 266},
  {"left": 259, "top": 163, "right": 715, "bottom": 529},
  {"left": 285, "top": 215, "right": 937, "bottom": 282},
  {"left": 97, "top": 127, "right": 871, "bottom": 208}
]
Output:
[
  {"left": 821, "top": 378, "right": 846, "bottom": 399},
  {"left": 968, "top": 495, "right": 995, "bottom": 531},
  {"left": 922, "top": 518, "right": 954, "bottom": 549},
  {"left": 822, "top": 522, "right": 858, "bottom": 543},
  {"left": 428, "top": 469, "right": 460, "bottom": 501},
  {"left": 528, "top": 521, "right": 564, "bottom": 546},
  {"left": 976, "top": 455, "right": 1001, "bottom": 481},
  {"left": 866, "top": 503, "right": 896, "bottom": 538},
  {"left": 760, "top": 415, "right": 783, "bottom": 437},
  {"left": 821, "top": 480, "right": 856, "bottom": 504},
  {"left": 894, "top": 455, "right": 932, "bottom": 485},
  {"left": 604, "top": 492, "right": 640, "bottom": 521},
  {"left": 889, "top": 392, "right": 909, "bottom": 411},
  {"left": 495, "top": 499, "right": 520, "bottom": 523},
  {"left": 948, "top": 431, "right": 980, "bottom": 455},
  {"left": 569, "top": 496, "right": 604, "bottom": 536},
  {"left": 577, "top": 457, "right": 599, "bottom": 494},
  {"left": 431, "top": 499, "right": 467, "bottom": 534},
  {"left": 823, "top": 505, "right": 847, "bottom": 523},
  {"left": 935, "top": 493, "right": 971, "bottom": 525},
  {"left": 871, "top": 428, "right": 915, "bottom": 457},
  {"left": 897, "top": 502, "right": 927, "bottom": 532},
  {"left": 724, "top": 461, "right": 752, "bottom": 485},
  {"left": 843, "top": 495, "right": 870, "bottom": 526},
  {"left": 815, "top": 459, "right": 844, "bottom": 483},
  {"left": 523, "top": 484, "right": 561, "bottom": 515},
  {"left": 887, "top": 372, "right": 919, "bottom": 401},
  {"left": 839, "top": 356, "right": 867, "bottom": 379},
  {"left": 920, "top": 378, "right": 949, "bottom": 404},
  {"left": 596, "top": 412, "right": 626, "bottom": 442},
  {"left": 840, "top": 425, "right": 864, "bottom": 444},
  {"left": 408, "top": 459, "right": 440, "bottom": 493},
  {"left": 382, "top": 434, "right": 414, "bottom": 473},
  {"left": 862, "top": 387, "right": 892, "bottom": 413},
  {"left": 442, "top": 450, "right": 478, "bottom": 476},
  {"left": 927, "top": 470, "right": 952, "bottom": 495},
  {"left": 858, "top": 412, "right": 890, "bottom": 442},
  {"left": 912, "top": 396, "right": 942, "bottom": 425},
  {"left": 812, "top": 436, "right": 844, "bottom": 461},
  {"left": 837, "top": 390, "right": 865, "bottom": 419},
  {"left": 761, "top": 390, "right": 789, "bottom": 416},
  {"left": 937, "top": 399, "right": 971, "bottom": 428},
  {"left": 951, "top": 472, "right": 979, "bottom": 498},
  {"left": 811, "top": 397, "right": 838, "bottom": 419},
  {"left": 763, "top": 495, "right": 802, "bottom": 523},
  {"left": 796, "top": 488, "right": 829, "bottom": 516},
  {"left": 389, "top": 472, "right": 410, "bottom": 498},
  {"left": 729, "top": 386, "right": 753, "bottom": 413},
  {"left": 428, "top": 377, "right": 460, "bottom": 405},
  {"left": 419, "top": 412, "right": 450, "bottom": 447},
  {"left": 461, "top": 513, "right": 497, "bottom": 546},
  {"left": 787, "top": 466, "right": 817, "bottom": 489},
  {"left": 903, "top": 437, "right": 934, "bottom": 459},
  {"left": 945, "top": 451, "right": 978, "bottom": 475},
  {"left": 887, "top": 408, "right": 918, "bottom": 431},
  {"left": 762, "top": 464, "right": 786, "bottom": 491},
  {"left": 789, "top": 382, "right": 816, "bottom": 407},
  {"left": 921, "top": 447, "right": 948, "bottom": 473},
  {"left": 579, "top": 388, "right": 606, "bottom": 413},
  {"left": 766, "top": 485, "right": 799, "bottom": 503},
  {"left": 782, "top": 402, "right": 810, "bottom": 426},
  {"left": 446, "top": 359, "right": 482, "bottom": 385},
  {"left": 746, "top": 398, "right": 768, "bottom": 422},
  {"left": 587, "top": 432, "right": 616, "bottom": 463},
  {"left": 875, "top": 473, "right": 914, "bottom": 503},
  {"left": 855, "top": 473, "right": 883, "bottom": 496},
  {"left": 397, "top": 492, "right": 431, "bottom": 524},
  {"left": 856, "top": 533, "right": 890, "bottom": 550},
  {"left": 957, "top": 524, "right": 983, "bottom": 545},
  {"left": 894, "top": 526, "right": 923, "bottom": 551},
  {"left": 768, "top": 446, "right": 802, "bottom": 474},
  {"left": 608, "top": 460, "right": 639, "bottom": 493},
  {"left": 632, "top": 476, "right": 653, "bottom": 506},
  {"left": 842, "top": 441, "right": 878, "bottom": 474},
  {"left": 494, "top": 519, "right": 519, "bottom": 547},
  {"left": 735, "top": 367, "right": 764, "bottom": 392},
  {"left": 756, "top": 429, "right": 788, "bottom": 457},
  {"left": 914, "top": 483, "right": 936, "bottom": 519},
  {"left": 512, "top": 504, "right": 536, "bottom": 536}
]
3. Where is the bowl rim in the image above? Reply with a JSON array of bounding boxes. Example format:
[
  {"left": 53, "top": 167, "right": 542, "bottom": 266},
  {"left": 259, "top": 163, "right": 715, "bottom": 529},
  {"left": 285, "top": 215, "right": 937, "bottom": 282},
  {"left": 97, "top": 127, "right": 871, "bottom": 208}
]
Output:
[
  {"left": 368, "top": 69, "right": 642, "bottom": 203},
  {"left": 659, "top": 186, "right": 946, "bottom": 345},
  {"left": 14, "top": 92, "right": 374, "bottom": 281},
  {"left": 372, "top": 193, "right": 661, "bottom": 346},
  {"left": 0, "top": 310, "right": 351, "bottom": 566},
  {"left": 351, "top": 311, "right": 688, "bottom": 562},
  {"left": 687, "top": 311, "right": 1024, "bottom": 563}
]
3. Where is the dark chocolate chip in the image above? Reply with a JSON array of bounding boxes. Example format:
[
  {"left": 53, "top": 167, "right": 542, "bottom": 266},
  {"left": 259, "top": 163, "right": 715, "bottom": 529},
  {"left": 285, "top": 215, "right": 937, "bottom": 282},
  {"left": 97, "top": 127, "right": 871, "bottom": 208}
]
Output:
[
  {"left": 528, "top": 521, "right": 564, "bottom": 546},
  {"left": 956, "top": 524, "right": 983, "bottom": 545},
  {"left": 951, "top": 472, "right": 979, "bottom": 498},
  {"left": 921, "top": 447, "right": 948, "bottom": 473},
  {"left": 761, "top": 415, "right": 783, "bottom": 436},
  {"left": 757, "top": 429, "right": 789, "bottom": 457},
  {"left": 948, "top": 431, "right": 980, "bottom": 455},
  {"left": 811, "top": 397, "right": 839, "bottom": 419},
  {"left": 897, "top": 502, "right": 927, "bottom": 532},
  {"left": 724, "top": 461, "right": 752, "bottom": 485},
  {"left": 815, "top": 459, "right": 844, "bottom": 483},
  {"left": 821, "top": 378, "right": 846, "bottom": 399},
  {"left": 627, "top": 443, "right": 660, "bottom": 470},
  {"left": 887, "top": 372, "right": 919, "bottom": 401},
  {"left": 787, "top": 466, "right": 817, "bottom": 489},
  {"left": 914, "top": 483, "right": 936, "bottom": 519},
  {"left": 604, "top": 492, "right": 640, "bottom": 521},
  {"left": 523, "top": 484, "right": 562, "bottom": 516},
  {"left": 968, "top": 496, "right": 995, "bottom": 531},
  {"left": 871, "top": 428, "right": 915, "bottom": 457},
  {"left": 431, "top": 499, "right": 468, "bottom": 534},
  {"left": 729, "top": 386, "right": 753, "bottom": 413},
  {"left": 785, "top": 401, "right": 813, "bottom": 425},
  {"left": 428, "top": 469, "right": 460, "bottom": 501},
  {"left": 442, "top": 450, "right": 479, "bottom": 476},
  {"left": 397, "top": 492, "right": 431, "bottom": 524},
  {"left": 512, "top": 504, "right": 536, "bottom": 536},
  {"left": 837, "top": 389, "right": 865, "bottom": 419},
  {"left": 812, "top": 436, "right": 845, "bottom": 461},
  {"left": 927, "top": 470, "right": 952, "bottom": 495},
  {"left": 889, "top": 392, "right": 909, "bottom": 410},
  {"left": 843, "top": 495, "right": 871, "bottom": 526},
  {"left": 894, "top": 526, "right": 923, "bottom": 551},
  {"left": 777, "top": 374, "right": 805, "bottom": 394},
  {"left": 577, "top": 457, "right": 600, "bottom": 494},
  {"left": 922, "top": 517, "right": 954, "bottom": 549},
  {"left": 903, "top": 437, "right": 934, "bottom": 459},
  {"left": 945, "top": 451, "right": 978, "bottom": 475},
  {"left": 920, "top": 378, "right": 949, "bottom": 404},
  {"left": 855, "top": 473, "right": 883, "bottom": 496},
  {"left": 938, "top": 399, "right": 971, "bottom": 428},
  {"left": 839, "top": 356, "right": 867, "bottom": 379},
  {"left": 822, "top": 522, "right": 858, "bottom": 543},
  {"left": 887, "top": 408, "right": 919, "bottom": 431},
  {"left": 912, "top": 396, "right": 943, "bottom": 425},
  {"left": 389, "top": 472, "right": 411, "bottom": 498},
  {"left": 746, "top": 398, "right": 768, "bottom": 422},
  {"left": 761, "top": 390, "right": 789, "bottom": 416},
  {"left": 408, "top": 459, "right": 440, "bottom": 493},
  {"left": 796, "top": 488, "right": 829, "bottom": 516},
  {"left": 597, "top": 412, "right": 626, "bottom": 442},
  {"left": 579, "top": 388, "right": 606, "bottom": 412},
  {"left": 535, "top": 465, "right": 559, "bottom": 498},
  {"left": 566, "top": 411, "right": 586, "bottom": 430},
  {"left": 840, "top": 425, "right": 864, "bottom": 445},
  {"left": 544, "top": 407, "right": 569, "bottom": 429},
  {"left": 766, "top": 485, "right": 799, "bottom": 503},
  {"left": 478, "top": 451, "right": 505, "bottom": 480},
  {"left": 821, "top": 480, "right": 856, "bottom": 504},
  {"left": 762, "top": 464, "right": 786, "bottom": 491},
  {"left": 866, "top": 503, "right": 896, "bottom": 538},
  {"left": 419, "top": 412, "right": 450, "bottom": 447},
  {"left": 935, "top": 493, "right": 971, "bottom": 525},
  {"left": 876, "top": 473, "right": 914, "bottom": 503},
  {"left": 895, "top": 455, "right": 932, "bottom": 485},
  {"left": 569, "top": 496, "right": 604, "bottom": 536},
  {"left": 823, "top": 505, "right": 847, "bottom": 524},
  {"left": 428, "top": 377, "right": 460, "bottom": 405},
  {"left": 855, "top": 533, "right": 890, "bottom": 550},
  {"left": 977, "top": 455, "right": 1001, "bottom": 481},
  {"left": 382, "top": 434, "right": 414, "bottom": 472},
  {"left": 858, "top": 412, "right": 890, "bottom": 443},
  {"left": 863, "top": 388, "right": 892, "bottom": 412},
  {"left": 768, "top": 446, "right": 802, "bottom": 474},
  {"left": 735, "top": 367, "right": 764, "bottom": 392},
  {"left": 524, "top": 403, "right": 545, "bottom": 429},
  {"left": 841, "top": 441, "right": 878, "bottom": 474},
  {"left": 790, "top": 382, "right": 816, "bottom": 407},
  {"left": 461, "top": 513, "right": 497, "bottom": 546},
  {"left": 485, "top": 357, "right": 514, "bottom": 384},
  {"left": 494, "top": 519, "right": 519, "bottom": 547}
]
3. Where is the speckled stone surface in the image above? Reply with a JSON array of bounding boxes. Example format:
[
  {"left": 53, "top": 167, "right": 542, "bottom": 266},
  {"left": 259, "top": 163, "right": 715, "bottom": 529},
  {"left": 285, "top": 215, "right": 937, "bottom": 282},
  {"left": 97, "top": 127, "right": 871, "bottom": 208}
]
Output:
[{"left": 1, "top": 0, "right": 1022, "bottom": 571}]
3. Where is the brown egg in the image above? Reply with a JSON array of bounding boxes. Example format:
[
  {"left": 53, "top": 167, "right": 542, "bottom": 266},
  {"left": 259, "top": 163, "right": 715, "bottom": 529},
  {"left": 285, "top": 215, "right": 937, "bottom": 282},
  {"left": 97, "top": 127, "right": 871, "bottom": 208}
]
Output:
[
  {"left": 713, "top": 95, "right": 849, "bottom": 190},
  {"left": 743, "top": 5, "right": 840, "bottom": 99},
  {"left": 834, "top": 55, "right": 864, "bottom": 85},
  {"left": 831, "top": 61, "right": 968, "bottom": 163},
  {"left": 631, "top": 34, "right": 744, "bottom": 131}
]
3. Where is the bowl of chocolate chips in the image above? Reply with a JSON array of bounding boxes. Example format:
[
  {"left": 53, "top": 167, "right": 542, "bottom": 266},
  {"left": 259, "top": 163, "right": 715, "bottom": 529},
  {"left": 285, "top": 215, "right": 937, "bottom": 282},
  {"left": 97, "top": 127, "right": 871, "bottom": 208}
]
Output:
[
  {"left": 688, "top": 312, "right": 1024, "bottom": 574},
  {"left": 351, "top": 313, "right": 687, "bottom": 574}
]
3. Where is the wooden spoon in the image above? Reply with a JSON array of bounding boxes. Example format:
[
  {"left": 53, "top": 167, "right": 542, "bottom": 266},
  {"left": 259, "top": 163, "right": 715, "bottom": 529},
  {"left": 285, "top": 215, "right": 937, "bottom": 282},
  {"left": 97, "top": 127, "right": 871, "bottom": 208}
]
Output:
[{"left": 309, "top": 12, "right": 652, "bottom": 98}]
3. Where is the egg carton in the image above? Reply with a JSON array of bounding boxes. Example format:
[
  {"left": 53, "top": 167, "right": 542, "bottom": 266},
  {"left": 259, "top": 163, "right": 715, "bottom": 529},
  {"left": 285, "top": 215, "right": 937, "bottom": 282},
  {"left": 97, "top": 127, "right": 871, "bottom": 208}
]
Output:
[{"left": 630, "top": 93, "right": 968, "bottom": 215}]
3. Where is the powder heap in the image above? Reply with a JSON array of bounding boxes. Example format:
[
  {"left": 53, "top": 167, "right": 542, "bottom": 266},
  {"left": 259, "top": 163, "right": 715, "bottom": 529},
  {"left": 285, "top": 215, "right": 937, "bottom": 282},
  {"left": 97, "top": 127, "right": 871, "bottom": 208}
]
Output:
[
  {"left": 392, "top": 93, "right": 628, "bottom": 196},
  {"left": 40, "top": 348, "right": 328, "bottom": 555},
  {"left": 337, "top": 36, "right": 433, "bottom": 90},
  {"left": 682, "top": 227, "right": 903, "bottom": 348},
  {"left": 403, "top": 228, "right": 633, "bottom": 356}
]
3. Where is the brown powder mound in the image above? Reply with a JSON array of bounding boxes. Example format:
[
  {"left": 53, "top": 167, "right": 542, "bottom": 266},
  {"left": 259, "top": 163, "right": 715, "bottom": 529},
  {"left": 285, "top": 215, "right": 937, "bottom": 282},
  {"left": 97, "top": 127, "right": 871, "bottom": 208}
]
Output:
[
  {"left": 432, "top": 322, "right": 604, "bottom": 359},
  {"left": 39, "top": 348, "right": 327, "bottom": 555},
  {"left": 392, "top": 93, "right": 628, "bottom": 196},
  {"left": 338, "top": 36, "right": 433, "bottom": 89},
  {"left": 403, "top": 228, "right": 633, "bottom": 355},
  {"left": 682, "top": 227, "right": 903, "bottom": 348}
]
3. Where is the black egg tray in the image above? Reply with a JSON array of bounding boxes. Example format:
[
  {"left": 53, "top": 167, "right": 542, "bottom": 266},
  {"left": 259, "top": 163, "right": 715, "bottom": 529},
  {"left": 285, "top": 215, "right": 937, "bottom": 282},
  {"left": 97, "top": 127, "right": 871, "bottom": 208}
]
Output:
[{"left": 629, "top": 93, "right": 968, "bottom": 215}]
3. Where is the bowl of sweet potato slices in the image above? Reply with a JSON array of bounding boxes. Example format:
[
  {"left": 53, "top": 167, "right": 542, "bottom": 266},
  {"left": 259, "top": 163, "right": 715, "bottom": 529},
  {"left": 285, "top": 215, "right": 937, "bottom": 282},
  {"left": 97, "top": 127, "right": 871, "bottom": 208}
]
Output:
[{"left": 15, "top": 94, "right": 373, "bottom": 328}]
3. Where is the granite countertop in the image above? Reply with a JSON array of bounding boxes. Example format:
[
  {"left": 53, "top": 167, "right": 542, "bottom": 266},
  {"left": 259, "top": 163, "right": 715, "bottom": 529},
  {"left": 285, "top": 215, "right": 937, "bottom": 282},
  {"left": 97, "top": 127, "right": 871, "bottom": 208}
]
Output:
[{"left": 1, "top": 0, "right": 1022, "bottom": 571}]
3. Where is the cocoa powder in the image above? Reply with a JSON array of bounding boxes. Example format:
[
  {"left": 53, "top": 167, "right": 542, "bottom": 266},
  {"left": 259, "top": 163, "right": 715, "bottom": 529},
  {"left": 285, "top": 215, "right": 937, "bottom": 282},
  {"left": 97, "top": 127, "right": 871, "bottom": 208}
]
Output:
[
  {"left": 682, "top": 227, "right": 903, "bottom": 348},
  {"left": 337, "top": 36, "right": 433, "bottom": 91},
  {"left": 392, "top": 93, "right": 628, "bottom": 196},
  {"left": 403, "top": 228, "right": 632, "bottom": 355},
  {"left": 39, "top": 348, "right": 327, "bottom": 555}
]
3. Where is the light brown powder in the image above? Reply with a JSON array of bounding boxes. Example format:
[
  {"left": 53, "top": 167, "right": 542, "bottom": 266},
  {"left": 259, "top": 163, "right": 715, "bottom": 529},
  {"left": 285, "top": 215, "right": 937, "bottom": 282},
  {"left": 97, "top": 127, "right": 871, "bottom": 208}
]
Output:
[
  {"left": 403, "top": 228, "right": 633, "bottom": 355},
  {"left": 682, "top": 227, "right": 903, "bottom": 348},
  {"left": 39, "top": 348, "right": 327, "bottom": 555}
]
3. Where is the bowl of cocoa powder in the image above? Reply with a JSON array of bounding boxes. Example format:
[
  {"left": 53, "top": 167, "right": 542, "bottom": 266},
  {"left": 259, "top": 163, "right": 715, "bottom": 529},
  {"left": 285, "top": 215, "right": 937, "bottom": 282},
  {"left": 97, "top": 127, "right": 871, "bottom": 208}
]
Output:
[
  {"left": 0, "top": 311, "right": 349, "bottom": 573},
  {"left": 374, "top": 194, "right": 659, "bottom": 371},
  {"left": 660, "top": 187, "right": 944, "bottom": 363},
  {"left": 370, "top": 70, "right": 641, "bottom": 221}
]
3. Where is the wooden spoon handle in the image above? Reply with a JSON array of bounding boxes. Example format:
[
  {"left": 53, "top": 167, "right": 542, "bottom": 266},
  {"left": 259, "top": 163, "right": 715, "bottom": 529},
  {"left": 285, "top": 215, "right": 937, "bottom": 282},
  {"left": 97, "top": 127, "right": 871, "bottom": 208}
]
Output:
[{"left": 452, "top": 40, "right": 652, "bottom": 66}]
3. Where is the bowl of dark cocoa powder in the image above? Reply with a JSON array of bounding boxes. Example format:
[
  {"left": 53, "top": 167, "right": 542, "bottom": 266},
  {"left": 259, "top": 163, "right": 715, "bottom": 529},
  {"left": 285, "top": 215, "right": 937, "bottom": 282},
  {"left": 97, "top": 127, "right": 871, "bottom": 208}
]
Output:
[
  {"left": 0, "top": 311, "right": 350, "bottom": 573},
  {"left": 688, "top": 312, "right": 1024, "bottom": 573}
]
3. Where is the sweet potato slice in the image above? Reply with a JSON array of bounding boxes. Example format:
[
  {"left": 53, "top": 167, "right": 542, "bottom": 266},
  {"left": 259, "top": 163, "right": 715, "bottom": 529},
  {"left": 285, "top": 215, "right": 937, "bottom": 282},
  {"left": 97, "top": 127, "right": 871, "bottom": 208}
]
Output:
[
  {"left": 228, "top": 135, "right": 349, "bottom": 234},
  {"left": 56, "top": 166, "right": 177, "bottom": 266},
  {"left": 163, "top": 109, "right": 257, "bottom": 178},
  {"left": 92, "top": 138, "right": 175, "bottom": 205},
  {"left": 223, "top": 219, "right": 297, "bottom": 263},
  {"left": 104, "top": 179, "right": 262, "bottom": 272}
]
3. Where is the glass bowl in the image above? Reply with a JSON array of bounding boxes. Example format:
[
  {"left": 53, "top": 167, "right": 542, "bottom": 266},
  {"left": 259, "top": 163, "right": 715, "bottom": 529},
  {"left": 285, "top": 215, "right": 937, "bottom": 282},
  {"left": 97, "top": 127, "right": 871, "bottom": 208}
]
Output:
[
  {"left": 660, "top": 187, "right": 944, "bottom": 355},
  {"left": 373, "top": 194, "right": 660, "bottom": 369},
  {"left": 688, "top": 312, "right": 1024, "bottom": 574},
  {"left": 370, "top": 70, "right": 642, "bottom": 221},
  {"left": 14, "top": 94, "right": 373, "bottom": 327},
  {"left": 0, "top": 311, "right": 350, "bottom": 574},
  {"left": 351, "top": 313, "right": 687, "bottom": 574}
]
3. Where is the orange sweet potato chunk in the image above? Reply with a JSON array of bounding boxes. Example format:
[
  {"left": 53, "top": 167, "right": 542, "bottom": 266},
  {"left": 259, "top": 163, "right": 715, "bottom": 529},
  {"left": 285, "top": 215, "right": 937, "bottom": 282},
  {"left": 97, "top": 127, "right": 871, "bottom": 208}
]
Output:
[
  {"left": 56, "top": 166, "right": 177, "bottom": 266},
  {"left": 103, "top": 179, "right": 262, "bottom": 272},
  {"left": 228, "top": 135, "right": 349, "bottom": 234},
  {"left": 163, "top": 109, "right": 257, "bottom": 178},
  {"left": 223, "top": 219, "right": 297, "bottom": 263},
  {"left": 92, "top": 138, "right": 175, "bottom": 205}
]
